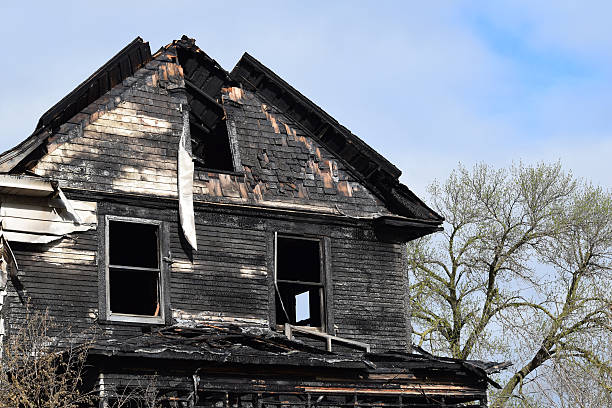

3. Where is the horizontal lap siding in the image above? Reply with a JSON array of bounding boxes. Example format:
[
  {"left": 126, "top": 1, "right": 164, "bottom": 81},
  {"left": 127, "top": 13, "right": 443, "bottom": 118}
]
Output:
[
  {"left": 169, "top": 211, "right": 269, "bottom": 324},
  {"left": 331, "top": 239, "right": 408, "bottom": 352},
  {"left": 31, "top": 58, "right": 185, "bottom": 198},
  {"left": 6, "top": 230, "right": 99, "bottom": 337},
  {"left": 5, "top": 199, "right": 409, "bottom": 350}
]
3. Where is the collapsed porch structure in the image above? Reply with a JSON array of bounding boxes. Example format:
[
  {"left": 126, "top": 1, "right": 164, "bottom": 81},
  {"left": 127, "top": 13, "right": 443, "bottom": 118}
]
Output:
[{"left": 91, "top": 324, "right": 501, "bottom": 407}]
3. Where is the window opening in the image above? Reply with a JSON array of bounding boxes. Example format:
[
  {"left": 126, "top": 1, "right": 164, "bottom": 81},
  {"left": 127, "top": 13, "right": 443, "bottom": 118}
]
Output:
[
  {"left": 107, "top": 220, "right": 161, "bottom": 317},
  {"left": 275, "top": 236, "right": 324, "bottom": 328},
  {"left": 177, "top": 43, "right": 235, "bottom": 173},
  {"left": 189, "top": 111, "right": 234, "bottom": 172}
]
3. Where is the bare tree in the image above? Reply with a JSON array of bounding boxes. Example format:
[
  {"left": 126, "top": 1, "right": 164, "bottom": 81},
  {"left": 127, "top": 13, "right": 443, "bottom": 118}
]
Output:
[
  {"left": 407, "top": 162, "right": 612, "bottom": 407},
  {"left": 0, "top": 306, "right": 95, "bottom": 408}
]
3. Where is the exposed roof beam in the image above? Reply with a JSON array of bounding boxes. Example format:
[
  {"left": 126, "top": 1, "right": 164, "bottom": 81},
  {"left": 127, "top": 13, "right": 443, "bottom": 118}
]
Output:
[{"left": 185, "top": 79, "right": 224, "bottom": 112}]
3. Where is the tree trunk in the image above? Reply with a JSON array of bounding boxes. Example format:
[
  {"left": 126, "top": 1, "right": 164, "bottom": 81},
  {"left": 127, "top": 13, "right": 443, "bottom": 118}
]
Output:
[{"left": 492, "top": 347, "right": 549, "bottom": 407}]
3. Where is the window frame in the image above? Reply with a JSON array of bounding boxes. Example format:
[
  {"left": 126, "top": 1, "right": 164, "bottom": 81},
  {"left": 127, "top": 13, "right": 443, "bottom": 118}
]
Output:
[
  {"left": 186, "top": 92, "right": 242, "bottom": 174},
  {"left": 102, "top": 215, "right": 167, "bottom": 324},
  {"left": 272, "top": 232, "right": 333, "bottom": 333}
]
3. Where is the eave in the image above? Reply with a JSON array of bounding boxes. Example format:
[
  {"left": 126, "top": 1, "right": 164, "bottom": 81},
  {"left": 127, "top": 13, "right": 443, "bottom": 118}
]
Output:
[{"left": 0, "top": 174, "right": 55, "bottom": 197}]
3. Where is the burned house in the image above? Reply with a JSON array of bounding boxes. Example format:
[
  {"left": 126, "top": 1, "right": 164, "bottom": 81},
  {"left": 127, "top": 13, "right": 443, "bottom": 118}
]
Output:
[{"left": 0, "top": 36, "right": 503, "bottom": 407}]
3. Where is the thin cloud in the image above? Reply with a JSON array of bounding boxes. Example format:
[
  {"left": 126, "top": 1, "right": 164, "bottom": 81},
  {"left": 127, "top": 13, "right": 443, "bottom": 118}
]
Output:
[{"left": 0, "top": 1, "right": 609, "bottom": 197}]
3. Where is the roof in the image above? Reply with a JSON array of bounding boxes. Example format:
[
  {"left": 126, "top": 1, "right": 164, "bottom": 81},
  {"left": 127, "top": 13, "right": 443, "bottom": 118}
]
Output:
[
  {"left": 91, "top": 323, "right": 365, "bottom": 369},
  {"left": 230, "top": 53, "right": 442, "bottom": 222},
  {"left": 0, "top": 35, "right": 443, "bottom": 223},
  {"left": 37, "top": 37, "right": 152, "bottom": 132},
  {"left": 0, "top": 37, "right": 152, "bottom": 173},
  {"left": 90, "top": 323, "right": 506, "bottom": 386},
  {"left": 231, "top": 53, "right": 401, "bottom": 180}
]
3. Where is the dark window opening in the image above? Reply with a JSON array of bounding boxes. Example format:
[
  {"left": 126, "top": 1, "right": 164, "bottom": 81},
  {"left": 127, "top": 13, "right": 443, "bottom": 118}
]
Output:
[
  {"left": 109, "top": 269, "right": 159, "bottom": 316},
  {"left": 109, "top": 222, "right": 158, "bottom": 268},
  {"left": 108, "top": 220, "right": 161, "bottom": 317},
  {"left": 190, "top": 114, "right": 234, "bottom": 172},
  {"left": 177, "top": 45, "right": 235, "bottom": 172},
  {"left": 275, "top": 236, "right": 324, "bottom": 328}
]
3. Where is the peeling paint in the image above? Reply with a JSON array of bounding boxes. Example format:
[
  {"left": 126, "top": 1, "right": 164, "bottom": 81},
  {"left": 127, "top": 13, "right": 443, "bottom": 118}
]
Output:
[
  {"left": 337, "top": 181, "right": 353, "bottom": 197},
  {"left": 223, "top": 87, "right": 244, "bottom": 103},
  {"left": 172, "top": 309, "right": 268, "bottom": 327},
  {"left": 208, "top": 178, "right": 222, "bottom": 196},
  {"left": 261, "top": 104, "right": 280, "bottom": 134}
]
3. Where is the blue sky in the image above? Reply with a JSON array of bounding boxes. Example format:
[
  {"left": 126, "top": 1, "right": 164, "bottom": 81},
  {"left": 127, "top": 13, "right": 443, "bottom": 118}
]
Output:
[{"left": 1, "top": 1, "right": 610, "bottom": 196}]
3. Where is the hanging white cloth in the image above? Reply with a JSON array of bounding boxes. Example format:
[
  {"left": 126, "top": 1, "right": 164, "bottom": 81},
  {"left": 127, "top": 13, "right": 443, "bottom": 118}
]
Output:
[{"left": 178, "top": 105, "right": 197, "bottom": 250}]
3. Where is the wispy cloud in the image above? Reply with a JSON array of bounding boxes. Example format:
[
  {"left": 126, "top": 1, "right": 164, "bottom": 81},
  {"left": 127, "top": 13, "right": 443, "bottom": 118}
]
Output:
[{"left": 0, "top": 1, "right": 609, "bottom": 195}]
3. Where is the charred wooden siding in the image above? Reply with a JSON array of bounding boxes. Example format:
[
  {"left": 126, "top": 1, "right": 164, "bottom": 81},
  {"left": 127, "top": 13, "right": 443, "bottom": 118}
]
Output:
[
  {"left": 29, "top": 54, "right": 186, "bottom": 197},
  {"left": 190, "top": 87, "right": 390, "bottom": 216},
  {"left": 5, "top": 196, "right": 409, "bottom": 351},
  {"left": 4, "top": 231, "right": 99, "bottom": 337},
  {"left": 332, "top": 239, "right": 410, "bottom": 350},
  {"left": 3, "top": 48, "right": 411, "bottom": 353},
  {"left": 170, "top": 209, "right": 270, "bottom": 327}
]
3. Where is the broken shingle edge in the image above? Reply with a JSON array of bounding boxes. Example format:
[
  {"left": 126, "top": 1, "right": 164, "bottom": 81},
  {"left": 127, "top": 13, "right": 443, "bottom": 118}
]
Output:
[
  {"left": 0, "top": 36, "right": 443, "bottom": 225},
  {"left": 230, "top": 52, "right": 443, "bottom": 223},
  {"left": 0, "top": 37, "right": 152, "bottom": 174}
]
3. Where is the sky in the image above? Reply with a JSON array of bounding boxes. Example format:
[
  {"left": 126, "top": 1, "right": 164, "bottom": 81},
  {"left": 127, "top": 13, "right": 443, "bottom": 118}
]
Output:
[{"left": 1, "top": 1, "right": 610, "bottom": 197}]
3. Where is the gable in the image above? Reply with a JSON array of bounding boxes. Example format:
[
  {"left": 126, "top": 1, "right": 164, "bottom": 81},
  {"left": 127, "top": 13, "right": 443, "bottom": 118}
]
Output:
[
  {"left": 0, "top": 36, "right": 442, "bottom": 230},
  {"left": 230, "top": 53, "right": 442, "bottom": 222},
  {"left": 27, "top": 51, "right": 186, "bottom": 197}
]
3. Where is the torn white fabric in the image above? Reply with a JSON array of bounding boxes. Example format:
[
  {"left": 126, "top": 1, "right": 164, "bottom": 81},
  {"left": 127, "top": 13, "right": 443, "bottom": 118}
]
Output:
[
  {"left": 56, "top": 187, "right": 82, "bottom": 224},
  {"left": 0, "top": 196, "right": 97, "bottom": 244},
  {"left": 178, "top": 106, "right": 197, "bottom": 250}
]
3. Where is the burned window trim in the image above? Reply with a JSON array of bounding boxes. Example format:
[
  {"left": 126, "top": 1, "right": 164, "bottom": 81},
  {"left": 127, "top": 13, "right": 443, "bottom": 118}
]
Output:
[
  {"left": 226, "top": 118, "right": 242, "bottom": 172},
  {"left": 272, "top": 232, "right": 334, "bottom": 334},
  {"left": 101, "top": 215, "right": 167, "bottom": 325}
]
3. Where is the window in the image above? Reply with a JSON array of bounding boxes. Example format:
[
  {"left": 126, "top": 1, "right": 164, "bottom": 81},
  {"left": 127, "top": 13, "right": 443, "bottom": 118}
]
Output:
[
  {"left": 105, "top": 217, "right": 164, "bottom": 323},
  {"left": 177, "top": 46, "right": 238, "bottom": 173},
  {"left": 189, "top": 113, "right": 235, "bottom": 172},
  {"left": 275, "top": 235, "right": 325, "bottom": 329}
]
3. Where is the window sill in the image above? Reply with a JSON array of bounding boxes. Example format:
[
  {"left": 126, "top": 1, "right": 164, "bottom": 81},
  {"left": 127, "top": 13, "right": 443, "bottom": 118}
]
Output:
[
  {"left": 107, "top": 314, "right": 165, "bottom": 325},
  {"left": 194, "top": 167, "right": 245, "bottom": 178},
  {"left": 276, "top": 324, "right": 323, "bottom": 333}
]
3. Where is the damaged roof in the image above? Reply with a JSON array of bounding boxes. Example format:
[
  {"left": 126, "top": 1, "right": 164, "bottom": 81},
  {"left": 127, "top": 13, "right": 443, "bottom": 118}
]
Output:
[
  {"left": 0, "top": 35, "right": 443, "bottom": 223},
  {"left": 91, "top": 323, "right": 505, "bottom": 386},
  {"left": 0, "top": 37, "right": 152, "bottom": 174},
  {"left": 91, "top": 323, "right": 364, "bottom": 369}
]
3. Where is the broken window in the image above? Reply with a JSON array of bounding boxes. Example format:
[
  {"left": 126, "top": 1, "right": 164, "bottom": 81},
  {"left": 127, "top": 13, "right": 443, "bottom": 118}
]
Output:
[
  {"left": 106, "top": 218, "right": 163, "bottom": 321},
  {"left": 189, "top": 110, "right": 235, "bottom": 172},
  {"left": 275, "top": 236, "right": 324, "bottom": 329},
  {"left": 177, "top": 44, "right": 236, "bottom": 173}
]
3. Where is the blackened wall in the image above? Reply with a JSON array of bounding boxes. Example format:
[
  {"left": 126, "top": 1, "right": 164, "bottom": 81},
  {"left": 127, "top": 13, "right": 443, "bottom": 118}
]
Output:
[
  {"left": 5, "top": 194, "right": 410, "bottom": 352},
  {"left": 4, "top": 51, "right": 411, "bottom": 353}
]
